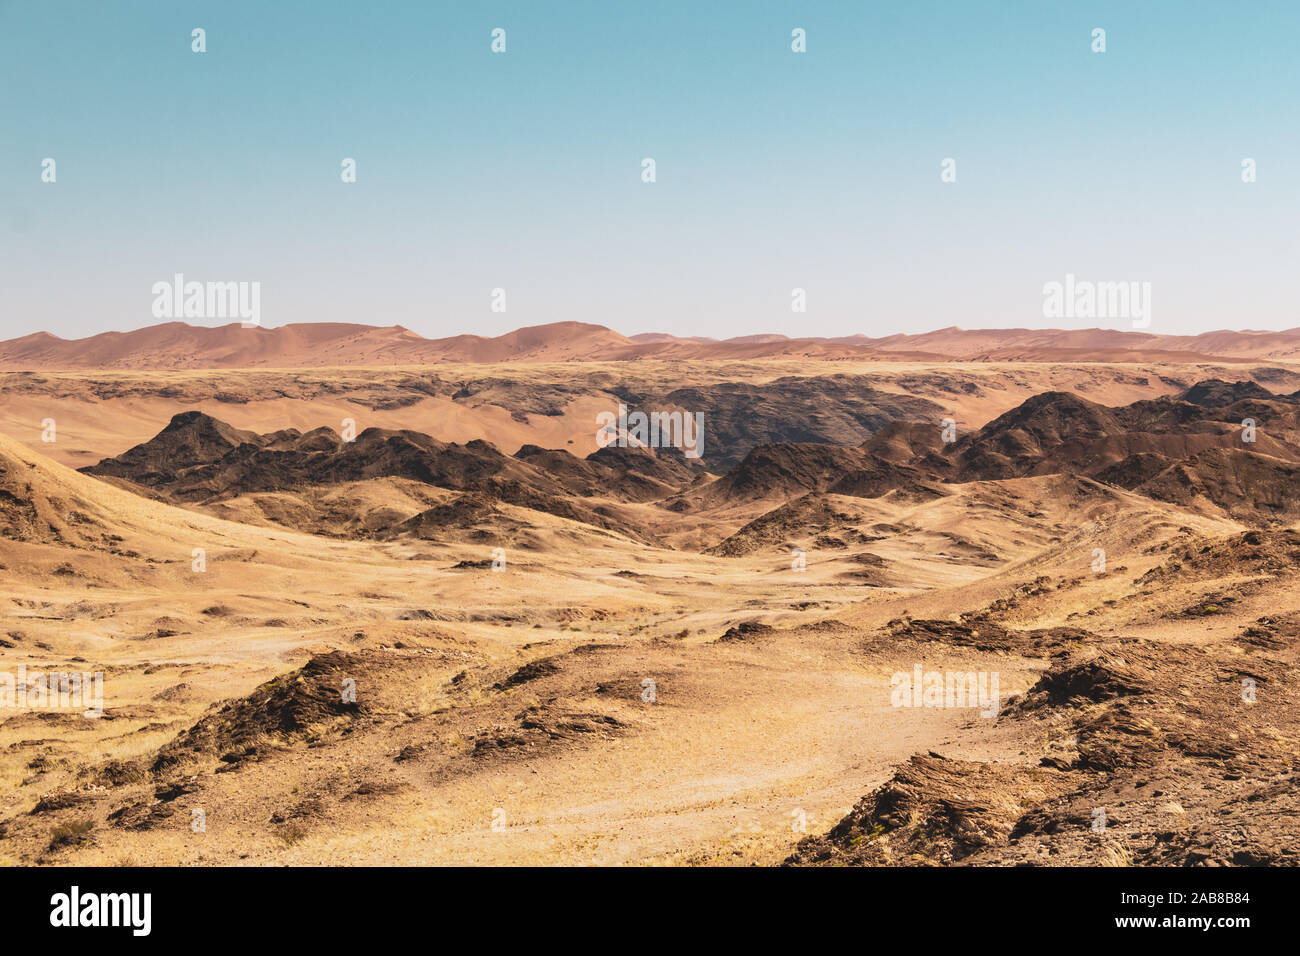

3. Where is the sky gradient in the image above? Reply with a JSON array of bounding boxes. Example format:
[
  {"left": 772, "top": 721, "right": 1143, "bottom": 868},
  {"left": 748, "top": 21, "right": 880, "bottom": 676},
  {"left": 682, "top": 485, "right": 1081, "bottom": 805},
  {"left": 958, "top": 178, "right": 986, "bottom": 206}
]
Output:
[{"left": 3, "top": 0, "right": 1298, "bottom": 340}]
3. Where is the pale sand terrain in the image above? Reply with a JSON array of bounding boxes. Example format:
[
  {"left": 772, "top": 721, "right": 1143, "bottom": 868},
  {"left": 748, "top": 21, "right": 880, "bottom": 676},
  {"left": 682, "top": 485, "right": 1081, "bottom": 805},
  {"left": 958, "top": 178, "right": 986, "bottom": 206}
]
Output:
[
  {"left": 0, "top": 430, "right": 1030, "bottom": 864},
  {"left": 2, "top": 358, "right": 1298, "bottom": 866}
]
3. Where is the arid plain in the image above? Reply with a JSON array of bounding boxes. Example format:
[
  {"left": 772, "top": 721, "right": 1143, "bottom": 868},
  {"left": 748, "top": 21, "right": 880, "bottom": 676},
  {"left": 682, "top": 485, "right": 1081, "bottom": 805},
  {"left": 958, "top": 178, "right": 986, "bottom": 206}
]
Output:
[{"left": 2, "top": 323, "right": 1299, "bottom": 866}]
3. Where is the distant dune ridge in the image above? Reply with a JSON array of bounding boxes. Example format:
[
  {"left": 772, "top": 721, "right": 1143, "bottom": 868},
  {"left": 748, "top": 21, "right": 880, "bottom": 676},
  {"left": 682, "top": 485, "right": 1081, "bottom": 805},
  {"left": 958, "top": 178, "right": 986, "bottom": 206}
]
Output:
[{"left": 6, "top": 320, "right": 1300, "bottom": 368}]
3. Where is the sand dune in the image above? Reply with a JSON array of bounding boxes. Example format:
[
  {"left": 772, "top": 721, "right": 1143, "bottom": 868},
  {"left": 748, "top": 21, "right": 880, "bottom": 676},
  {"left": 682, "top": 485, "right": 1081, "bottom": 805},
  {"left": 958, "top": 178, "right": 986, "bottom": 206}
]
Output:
[{"left": 8, "top": 320, "right": 1300, "bottom": 369}]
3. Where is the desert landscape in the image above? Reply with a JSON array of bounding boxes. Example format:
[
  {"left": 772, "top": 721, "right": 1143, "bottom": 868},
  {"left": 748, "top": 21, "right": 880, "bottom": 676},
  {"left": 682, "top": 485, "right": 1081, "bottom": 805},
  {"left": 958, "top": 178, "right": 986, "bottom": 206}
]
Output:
[{"left": 1, "top": 320, "right": 1297, "bottom": 866}]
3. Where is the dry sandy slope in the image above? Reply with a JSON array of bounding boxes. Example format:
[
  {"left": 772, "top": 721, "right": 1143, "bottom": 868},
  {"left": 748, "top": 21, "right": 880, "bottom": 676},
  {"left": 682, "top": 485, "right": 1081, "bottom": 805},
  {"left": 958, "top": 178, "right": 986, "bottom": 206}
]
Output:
[
  {"left": 1, "top": 360, "right": 1295, "bottom": 866},
  {"left": 0, "top": 433, "right": 1089, "bottom": 865},
  {"left": 0, "top": 434, "right": 998, "bottom": 864}
]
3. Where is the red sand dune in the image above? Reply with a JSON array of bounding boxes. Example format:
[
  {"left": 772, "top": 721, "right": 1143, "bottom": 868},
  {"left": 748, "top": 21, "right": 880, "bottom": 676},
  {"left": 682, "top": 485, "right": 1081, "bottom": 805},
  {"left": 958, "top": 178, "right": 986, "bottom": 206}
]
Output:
[{"left": 3, "top": 321, "right": 1300, "bottom": 369}]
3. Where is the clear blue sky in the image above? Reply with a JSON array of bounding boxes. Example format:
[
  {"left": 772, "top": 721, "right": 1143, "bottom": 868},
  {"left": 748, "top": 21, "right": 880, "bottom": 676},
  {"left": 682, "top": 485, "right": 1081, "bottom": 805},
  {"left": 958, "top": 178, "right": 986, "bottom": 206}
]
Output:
[{"left": 2, "top": 0, "right": 1297, "bottom": 340}]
